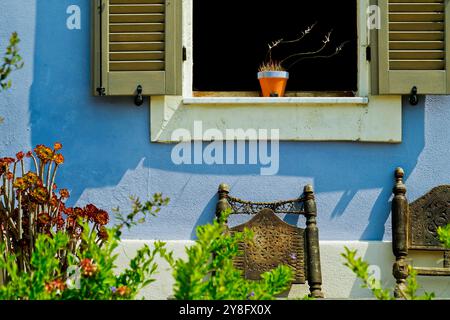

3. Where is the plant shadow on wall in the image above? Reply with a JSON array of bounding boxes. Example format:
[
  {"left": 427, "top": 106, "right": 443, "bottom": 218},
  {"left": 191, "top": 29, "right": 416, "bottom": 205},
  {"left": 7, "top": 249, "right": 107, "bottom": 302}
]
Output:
[{"left": 28, "top": 1, "right": 425, "bottom": 241}]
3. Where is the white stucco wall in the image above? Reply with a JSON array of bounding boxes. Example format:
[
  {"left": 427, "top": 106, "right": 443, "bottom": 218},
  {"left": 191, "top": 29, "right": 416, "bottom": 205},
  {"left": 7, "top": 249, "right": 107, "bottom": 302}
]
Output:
[{"left": 115, "top": 241, "right": 450, "bottom": 300}]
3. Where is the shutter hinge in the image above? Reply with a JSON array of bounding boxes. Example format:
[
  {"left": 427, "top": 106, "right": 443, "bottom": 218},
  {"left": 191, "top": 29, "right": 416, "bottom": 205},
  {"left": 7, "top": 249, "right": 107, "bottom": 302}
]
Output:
[
  {"left": 366, "top": 46, "right": 371, "bottom": 62},
  {"left": 96, "top": 87, "right": 105, "bottom": 96},
  {"left": 183, "top": 46, "right": 187, "bottom": 61},
  {"left": 98, "top": 0, "right": 105, "bottom": 13}
]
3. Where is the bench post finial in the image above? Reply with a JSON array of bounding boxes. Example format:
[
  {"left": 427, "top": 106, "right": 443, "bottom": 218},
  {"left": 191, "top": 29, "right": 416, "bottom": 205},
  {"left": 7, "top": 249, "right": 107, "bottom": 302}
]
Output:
[{"left": 216, "top": 184, "right": 231, "bottom": 222}]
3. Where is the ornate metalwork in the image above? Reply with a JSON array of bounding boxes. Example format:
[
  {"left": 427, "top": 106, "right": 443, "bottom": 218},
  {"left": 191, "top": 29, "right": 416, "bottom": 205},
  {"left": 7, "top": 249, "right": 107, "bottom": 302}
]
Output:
[
  {"left": 392, "top": 168, "right": 450, "bottom": 298},
  {"left": 409, "top": 185, "right": 450, "bottom": 249},
  {"left": 215, "top": 183, "right": 324, "bottom": 298},
  {"left": 227, "top": 196, "right": 305, "bottom": 215},
  {"left": 230, "top": 209, "right": 306, "bottom": 284}
]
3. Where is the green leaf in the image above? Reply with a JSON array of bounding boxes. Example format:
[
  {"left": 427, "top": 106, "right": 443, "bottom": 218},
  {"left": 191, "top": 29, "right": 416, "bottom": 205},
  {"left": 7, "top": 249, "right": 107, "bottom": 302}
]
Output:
[{"left": 0, "top": 32, "right": 24, "bottom": 92}]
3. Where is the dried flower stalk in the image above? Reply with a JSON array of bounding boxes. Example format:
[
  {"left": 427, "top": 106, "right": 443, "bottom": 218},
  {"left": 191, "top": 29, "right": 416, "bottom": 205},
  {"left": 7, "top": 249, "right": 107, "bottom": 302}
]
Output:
[{"left": 259, "top": 23, "right": 349, "bottom": 72}]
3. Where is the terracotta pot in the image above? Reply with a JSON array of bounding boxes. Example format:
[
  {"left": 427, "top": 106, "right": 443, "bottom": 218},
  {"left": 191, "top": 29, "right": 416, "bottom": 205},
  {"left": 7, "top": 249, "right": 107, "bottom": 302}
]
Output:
[{"left": 257, "top": 71, "right": 289, "bottom": 97}]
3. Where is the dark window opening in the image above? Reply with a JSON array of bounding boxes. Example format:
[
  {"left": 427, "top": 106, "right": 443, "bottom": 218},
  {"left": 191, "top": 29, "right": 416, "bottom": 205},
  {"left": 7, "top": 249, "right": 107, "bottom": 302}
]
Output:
[{"left": 193, "top": 0, "right": 358, "bottom": 94}]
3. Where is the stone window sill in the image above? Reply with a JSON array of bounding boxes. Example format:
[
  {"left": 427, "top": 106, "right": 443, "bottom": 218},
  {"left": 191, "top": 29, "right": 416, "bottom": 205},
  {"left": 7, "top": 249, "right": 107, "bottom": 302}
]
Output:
[
  {"left": 150, "top": 95, "right": 402, "bottom": 143},
  {"left": 183, "top": 97, "right": 370, "bottom": 106}
]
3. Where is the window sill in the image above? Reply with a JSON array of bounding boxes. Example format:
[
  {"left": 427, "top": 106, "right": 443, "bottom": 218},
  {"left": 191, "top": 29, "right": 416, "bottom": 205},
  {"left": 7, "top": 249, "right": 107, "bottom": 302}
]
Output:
[
  {"left": 183, "top": 96, "right": 369, "bottom": 106},
  {"left": 150, "top": 95, "right": 402, "bottom": 143}
]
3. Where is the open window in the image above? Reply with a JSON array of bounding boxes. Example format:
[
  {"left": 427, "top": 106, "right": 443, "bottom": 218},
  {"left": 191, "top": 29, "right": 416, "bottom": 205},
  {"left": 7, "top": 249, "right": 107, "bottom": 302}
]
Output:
[
  {"left": 92, "top": 0, "right": 450, "bottom": 98},
  {"left": 193, "top": 0, "right": 358, "bottom": 97}
]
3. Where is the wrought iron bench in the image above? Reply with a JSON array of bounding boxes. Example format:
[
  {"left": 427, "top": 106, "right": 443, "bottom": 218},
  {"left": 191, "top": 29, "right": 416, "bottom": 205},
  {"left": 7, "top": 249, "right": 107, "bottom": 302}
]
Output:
[
  {"left": 392, "top": 168, "right": 450, "bottom": 297},
  {"left": 215, "top": 183, "right": 324, "bottom": 298}
]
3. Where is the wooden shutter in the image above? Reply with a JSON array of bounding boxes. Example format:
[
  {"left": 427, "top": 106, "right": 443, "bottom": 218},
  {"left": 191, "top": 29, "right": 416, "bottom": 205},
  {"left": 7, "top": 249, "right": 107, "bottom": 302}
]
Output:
[
  {"left": 378, "top": 0, "right": 450, "bottom": 94},
  {"left": 93, "top": 0, "right": 182, "bottom": 96}
]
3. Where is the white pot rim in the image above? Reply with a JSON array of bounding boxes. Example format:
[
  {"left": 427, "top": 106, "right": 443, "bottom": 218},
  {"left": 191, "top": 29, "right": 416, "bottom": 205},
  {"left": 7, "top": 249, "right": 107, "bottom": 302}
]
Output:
[{"left": 257, "top": 71, "right": 289, "bottom": 79}]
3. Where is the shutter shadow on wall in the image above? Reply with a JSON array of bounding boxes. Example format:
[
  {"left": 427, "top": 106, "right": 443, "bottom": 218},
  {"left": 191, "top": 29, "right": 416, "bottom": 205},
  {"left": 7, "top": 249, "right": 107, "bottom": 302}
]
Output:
[
  {"left": 378, "top": 0, "right": 450, "bottom": 94},
  {"left": 93, "top": 0, "right": 182, "bottom": 96}
]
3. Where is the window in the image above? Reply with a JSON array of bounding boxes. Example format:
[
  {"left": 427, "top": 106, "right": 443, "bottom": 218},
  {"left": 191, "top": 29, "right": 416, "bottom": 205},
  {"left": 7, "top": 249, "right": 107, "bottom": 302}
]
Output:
[
  {"left": 93, "top": 0, "right": 450, "bottom": 143},
  {"left": 193, "top": 0, "right": 358, "bottom": 95}
]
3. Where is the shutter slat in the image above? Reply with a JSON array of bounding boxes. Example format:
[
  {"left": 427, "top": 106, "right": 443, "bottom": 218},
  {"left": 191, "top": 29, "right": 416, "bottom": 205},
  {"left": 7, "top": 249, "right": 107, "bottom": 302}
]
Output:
[
  {"left": 390, "top": 41, "right": 444, "bottom": 50},
  {"left": 110, "top": 0, "right": 164, "bottom": 3},
  {"left": 109, "top": 23, "right": 164, "bottom": 33},
  {"left": 389, "top": 0, "right": 444, "bottom": 2},
  {"left": 390, "top": 50, "right": 445, "bottom": 60},
  {"left": 109, "top": 61, "right": 165, "bottom": 71},
  {"left": 109, "top": 14, "right": 165, "bottom": 23},
  {"left": 390, "top": 60, "right": 445, "bottom": 70},
  {"left": 110, "top": 51, "right": 164, "bottom": 61},
  {"left": 109, "top": 42, "right": 164, "bottom": 52},
  {"left": 110, "top": 33, "right": 164, "bottom": 42},
  {"left": 390, "top": 13, "right": 444, "bottom": 22},
  {"left": 390, "top": 22, "right": 444, "bottom": 31},
  {"left": 110, "top": 4, "right": 164, "bottom": 14},
  {"left": 389, "top": 3, "right": 445, "bottom": 12},
  {"left": 389, "top": 31, "right": 444, "bottom": 41}
]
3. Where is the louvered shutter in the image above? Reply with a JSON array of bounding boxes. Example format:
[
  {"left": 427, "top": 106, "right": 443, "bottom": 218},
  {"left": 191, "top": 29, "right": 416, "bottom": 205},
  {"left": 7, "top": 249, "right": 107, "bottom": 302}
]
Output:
[
  {"left": 93, "top": 0, "right": 182, "bottom": 96},
  {"left": 377, "top": 0, "right": 450, "bottom": 94}
]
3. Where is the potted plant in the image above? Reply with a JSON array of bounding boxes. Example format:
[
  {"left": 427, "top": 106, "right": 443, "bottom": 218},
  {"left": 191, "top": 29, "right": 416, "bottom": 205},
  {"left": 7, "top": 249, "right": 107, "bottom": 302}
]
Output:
[{"left": 258, "top": 23, "right": 348, "bottom": 97}]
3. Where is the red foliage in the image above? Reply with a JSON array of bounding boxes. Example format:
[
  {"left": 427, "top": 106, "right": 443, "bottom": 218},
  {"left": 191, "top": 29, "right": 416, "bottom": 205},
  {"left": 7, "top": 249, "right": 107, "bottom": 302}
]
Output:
[
  {"left": 0, "top": 143, "right": 110, "bottom": 261},
  {"left": 80, "top": 258, "right": 98, "bottom": 277}
]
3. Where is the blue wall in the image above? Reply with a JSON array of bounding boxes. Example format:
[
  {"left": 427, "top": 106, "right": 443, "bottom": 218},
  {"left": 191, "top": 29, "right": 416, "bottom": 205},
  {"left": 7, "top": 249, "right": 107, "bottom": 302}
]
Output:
[{"left": 1, "top": 0, "right": 449, "bottom": 241}]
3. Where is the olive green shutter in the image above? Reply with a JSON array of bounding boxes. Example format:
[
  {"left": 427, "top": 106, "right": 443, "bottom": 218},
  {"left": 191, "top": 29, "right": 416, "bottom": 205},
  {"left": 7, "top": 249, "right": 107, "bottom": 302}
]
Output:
[
  {"left": 378, "top": 0, "right": 450, "bottom": 94},
  {"left": 93, "top": 0, "right": 182, "bottom": 96}
]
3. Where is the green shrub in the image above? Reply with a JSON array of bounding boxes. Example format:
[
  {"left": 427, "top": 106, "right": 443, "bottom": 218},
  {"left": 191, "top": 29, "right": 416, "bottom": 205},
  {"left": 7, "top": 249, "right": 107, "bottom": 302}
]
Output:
[
  {"left": 438, "top": 225, "right": 450, "bottom": 249},
  {"left": 169, "top": 209, "right": 294, "bottom": 300},
  {"left": 0, "top": 32, "right": 23, "bottom": 91},
  {"left": 342, "top": 247, "right": 434, "bottom": 300},
  {"left": 0, "top": 32, "right": 24, "bottom": 124},
  {"left": 0, "top": 196, "right": 171, "bottom": 300}
]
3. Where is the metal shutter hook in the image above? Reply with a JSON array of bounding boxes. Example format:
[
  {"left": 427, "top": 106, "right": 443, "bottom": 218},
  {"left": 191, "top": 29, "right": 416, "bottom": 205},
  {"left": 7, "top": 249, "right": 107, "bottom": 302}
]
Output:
[
  {"left": 135, "top": 85, "right": 144, "bottom": 107},
  {"left": 409, "top": 86, "right": 419, "bottom": 106}
]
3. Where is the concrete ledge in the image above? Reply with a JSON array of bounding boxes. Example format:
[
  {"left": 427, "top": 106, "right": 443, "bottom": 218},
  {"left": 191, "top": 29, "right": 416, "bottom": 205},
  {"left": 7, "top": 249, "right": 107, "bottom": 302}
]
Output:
[
  {"left": 116, "top": 240, "right": 450, "bottom": 300},
  {"left": 150, "top": 95, "right": 402, "bottom": 143},
  {"left": 183, "top": 97, "right": 370, "bottom": 106}
]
